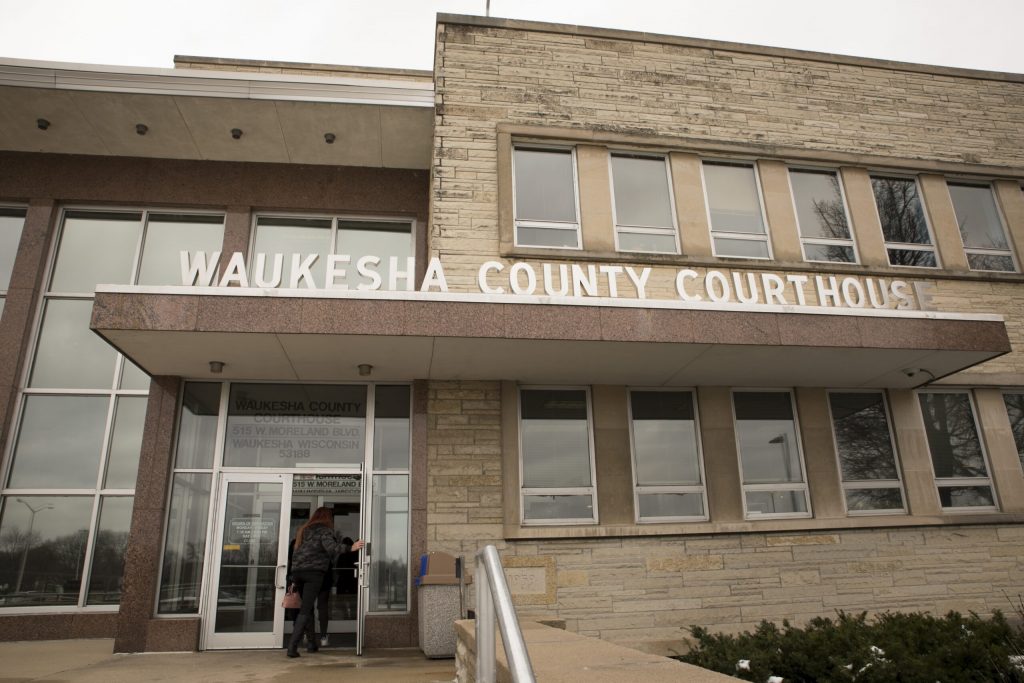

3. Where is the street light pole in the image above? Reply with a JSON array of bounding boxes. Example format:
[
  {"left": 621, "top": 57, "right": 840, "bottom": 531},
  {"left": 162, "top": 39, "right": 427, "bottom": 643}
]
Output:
[{"left": 14, "top": 499, "right": 54, "bottom": 594}]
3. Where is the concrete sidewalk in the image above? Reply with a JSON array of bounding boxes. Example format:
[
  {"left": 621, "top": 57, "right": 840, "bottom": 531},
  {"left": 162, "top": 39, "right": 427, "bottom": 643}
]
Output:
[{"left": 0, "top": 640, "right": 456, "bottom": 683}]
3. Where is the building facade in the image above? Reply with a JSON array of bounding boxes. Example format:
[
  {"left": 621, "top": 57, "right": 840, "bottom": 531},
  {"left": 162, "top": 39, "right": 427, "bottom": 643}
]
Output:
[{"left": 0, "top": 14, "right": 1023, "bottom": 655}]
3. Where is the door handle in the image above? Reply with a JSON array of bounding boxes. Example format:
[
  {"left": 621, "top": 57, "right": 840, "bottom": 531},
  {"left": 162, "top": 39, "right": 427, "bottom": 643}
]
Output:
[{"left": 275, "top": 564, "right": 287, "bottom": 589}]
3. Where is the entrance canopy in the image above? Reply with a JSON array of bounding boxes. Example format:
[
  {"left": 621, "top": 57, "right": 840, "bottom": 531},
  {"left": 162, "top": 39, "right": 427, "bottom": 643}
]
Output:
[{"left": 90, "top": 288, "right": 1010, "bottom": 389}]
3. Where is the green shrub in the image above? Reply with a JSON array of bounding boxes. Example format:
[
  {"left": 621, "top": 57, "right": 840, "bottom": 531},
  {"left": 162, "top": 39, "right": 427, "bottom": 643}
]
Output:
[{"left": 676, "top": 610, "right": 1024, "bottom": 682}]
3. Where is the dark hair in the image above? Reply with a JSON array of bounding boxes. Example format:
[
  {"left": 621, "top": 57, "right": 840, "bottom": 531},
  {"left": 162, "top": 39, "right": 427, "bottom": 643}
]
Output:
[
  {"left": 294, "top": 506, "right": 334, "bottom": 549},
  {"left": 342, "top": 537, "right": 354, "bottom": 546}
]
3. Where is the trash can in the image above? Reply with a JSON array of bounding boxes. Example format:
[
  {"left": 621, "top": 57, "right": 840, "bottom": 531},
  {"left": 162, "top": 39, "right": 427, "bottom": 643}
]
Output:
[{"left": 417, "top": 551, "right": 462, "bottom": 658}]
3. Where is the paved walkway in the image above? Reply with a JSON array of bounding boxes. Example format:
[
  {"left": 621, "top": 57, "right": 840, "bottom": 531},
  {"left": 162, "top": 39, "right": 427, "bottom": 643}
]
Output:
[{"left": 0, "top": 640, "right": 456, "bottom": 683}]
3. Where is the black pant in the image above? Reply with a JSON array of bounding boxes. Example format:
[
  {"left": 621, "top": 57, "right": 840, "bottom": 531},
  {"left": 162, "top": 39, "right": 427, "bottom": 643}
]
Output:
[
  {"left": 291, "top": 569, "right": 326, "bottom": 621},
  {"left": 316, "top": 580, "right": 331, "bottom": 636}
]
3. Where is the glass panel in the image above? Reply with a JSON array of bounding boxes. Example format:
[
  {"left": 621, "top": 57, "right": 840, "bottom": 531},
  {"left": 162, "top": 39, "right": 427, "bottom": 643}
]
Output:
[
  {"left": 251, "top": 217, "right": 332, "bottom": 289},
  {"left": 803, "top": 243, "right": 855, "bottom": 263},
  {"left": 175, "top": 382, "right": 221, "bottom": 469},
  {"left": 30, "top": 299, "right": 118, "bottom": 389},
  {"left": 516, "top": 225, "right": 579, "bottom": 249},
  {"left": 790, "top": 169, "right": 849, "bottom": 239},
  {"left": 103, "top": 397, "right": 147, "bottom": 489},
  {"left": 966, "top": 253, "right": 1015, "bottom": 272},
  {"left": 887, "top": 249, "right": 937, "bottom": 268},
  {"left": 224, "top": 384, "right": 367, "bottom": 468},
  {"left": 368, "top": 475, "right": 408, "bottom": 612},
  {"left": 137, "top": 214, "right": 225, "bottom": 286},
  {"left": 919, "top": 393, "right": 988, "bottom": 479},
  {"left": 9, "top": 395, "right": 109, "bottom": 489},
  {"left": 617, "top": 231, "right": 677, "bottom": 253},
  {"left": 0, "top": 298, "right": 4, "bottom": 320},
  {"left": 335, "top": 221, "right": 413, "bottom": 291},
  {"left": 522, "top": 495, "right": 593, "bottom": 521},
  {"left": 938, "top": 486, "right": 994, "bottom": 508},
  {"left": 0, "top": 496, "right": 92, "bottom": 606},
  {"left": 745, "top": 490, "right": 808, "bottom": 515},
  {"left": 50, "top": 212, "right": 141, "bottom": 293},
  {"left": 630, "top": 391, "right": 700, "bottom": 485},
  {"left": 215, "top": 481, "right": 281, "bottom": 633},
  {"left": 845, "top": 488, "right": 904, "bottom": 512},
  {"left": 733, "top": 392, "right": 803, "bottom": 484},
  {"left": 829, "top": 392, "right": 899, "bottom": 481},
  {"left": 1003, "top": 393, "right": 1024, "bottom": 470},
  {"left": 373, "top": 386, "right": 410, "bottom": 470},
  {"left": 713, "top": 237, "right": 769, "bottom": 259},
  {"left": 520, "top": 390, "right": 592, "bottom": 488},
  {"left": 703, "top": 162, "right": 765, "bottom": 234},
  {"left": 119, "top": 358, "right": 150, "bottom": 391},
  {"left": 158, "top": 473, "right": 212, "bottom": 614},
  {"left": 611, "top": 155, "right": 673, "bottom": 228},
  {"left": 871, "top": 176, "right": 931, "bottom": 245},
  {"left": 0, "top": 210, "right": 25, "bottom": 290},
  {"left": 85, "top": 496, "right": 133, "bottom": 605},
  {"left": 513, "top": 148, "right": 577, "bottom": 223},
  {"left": 637, "top": 493, "right": 704, "bottom": 519},
  {"left": 948, "top": 184, "right": 1008, "bottom": 250}
]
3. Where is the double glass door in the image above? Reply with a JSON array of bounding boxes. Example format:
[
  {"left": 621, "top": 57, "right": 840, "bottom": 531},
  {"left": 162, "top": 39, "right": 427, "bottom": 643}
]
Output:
[{"left": 203, "top": 472, "right": 366, "bottom": 652}]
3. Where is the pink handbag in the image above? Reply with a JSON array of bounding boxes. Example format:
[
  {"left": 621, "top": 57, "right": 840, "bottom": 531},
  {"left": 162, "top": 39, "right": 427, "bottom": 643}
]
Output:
[{"left": 281, "top": 584, "right": 301, "bottom": 609}]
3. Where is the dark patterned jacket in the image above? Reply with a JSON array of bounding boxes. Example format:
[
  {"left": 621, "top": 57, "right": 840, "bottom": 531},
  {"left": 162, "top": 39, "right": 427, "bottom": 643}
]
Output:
[{"left": 290, "top": 524, "right": 342, "bottom": 573}]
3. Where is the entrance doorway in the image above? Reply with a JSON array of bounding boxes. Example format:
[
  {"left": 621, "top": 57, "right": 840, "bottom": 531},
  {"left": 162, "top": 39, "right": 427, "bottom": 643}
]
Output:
[{"left": 203, "top": 472, "right": 367, "bottom": 652}]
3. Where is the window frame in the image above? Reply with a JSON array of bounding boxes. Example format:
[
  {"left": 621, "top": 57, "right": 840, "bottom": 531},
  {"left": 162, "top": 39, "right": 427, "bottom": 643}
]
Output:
[
  {"left": 946, "top": 180, "right": 1018, "bottom": 273},
  {"left": 868, "top": 172, "right": 940, "bottom": 269},
  {"left": 787, "top": 165, "right": 859, "bottom": 265},
  {"left": 608, "top": 151, "right": 681, "bottom": 255},
  {"left": 825, "top": 389, "right": 907, "bottom": 516},
  {"left": 517, "top": 385, "right": 598, "bottom": 526},
  {"left": 917, "top": 389, "right": 1000, "bottom": 513},
  {"left": 626, "top": 387, "right": 708, "bottom": 524},
  {"left": 730, "top": 388, "right": 812, "bottom": 520},
  {"left": 511, "top": 144, "right": 583, "bottom": 251},
  {"left": 700, "top": 159, "right": 773, "bottom": 261}
]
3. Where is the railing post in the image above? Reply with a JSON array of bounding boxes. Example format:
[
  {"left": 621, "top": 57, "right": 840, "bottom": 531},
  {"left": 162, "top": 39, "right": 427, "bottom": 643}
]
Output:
[{"left": 476, "top": 553, "right": 495, "bottom": 682}]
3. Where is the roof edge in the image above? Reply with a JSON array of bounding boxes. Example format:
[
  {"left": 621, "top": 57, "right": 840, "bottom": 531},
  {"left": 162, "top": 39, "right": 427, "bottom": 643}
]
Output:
[
  {"left": 436, "top": 13, "right": 1024, "bottom": 83},
  {"left": 173, "top": 55, "right": 433, "bottom": 81}
]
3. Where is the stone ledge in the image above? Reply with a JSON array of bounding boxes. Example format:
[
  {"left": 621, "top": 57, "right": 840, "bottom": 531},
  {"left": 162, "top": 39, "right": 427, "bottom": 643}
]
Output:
[{"left": 455, "top": 619, "right": 739, "bottom": 682}]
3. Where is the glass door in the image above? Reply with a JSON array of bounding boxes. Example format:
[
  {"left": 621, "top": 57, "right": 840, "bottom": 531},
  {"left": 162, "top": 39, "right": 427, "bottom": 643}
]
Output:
[{"left": 204, "top": 472, "right": 291, "bottom": 649}]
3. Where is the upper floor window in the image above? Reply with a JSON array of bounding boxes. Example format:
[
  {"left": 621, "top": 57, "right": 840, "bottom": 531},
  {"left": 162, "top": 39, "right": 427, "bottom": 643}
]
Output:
[
  {"left": 827, "top": 391, "right": 905, "bottom": 514},
  {"left": 512, "top": 147, "right": 581, "bottom": 249},
  {"left": 519, "top": 388, "right": 596, "bottom": 524},
  {"left": 947, "top": 182, "right": 1016, "bottom": 272},
  {"left": 702, "top": 161, "right": 770, "bottom": 259},
  {"left": 0, "top": 207, "right": 26, "bottom": 320},
  {"left": 918, "top": 391, "right": 997, "bottom": 510},
  {"left": 628, "top": 390, "right": 706, "bottom": 522},
  {"left": 732, "top": 390, "right": 810, "bottom": 518},
  {"left": 789, "top": 168, "right": 856, "bottom": 263},
  {"left": 251, "top": 216, "right": 414, "bottom": 290},
  {"left": 871, "top": 175, "right": 937, "bottom": 268},
  {"left": 610, "top": 153, "right": 679, "bottom": 254}
]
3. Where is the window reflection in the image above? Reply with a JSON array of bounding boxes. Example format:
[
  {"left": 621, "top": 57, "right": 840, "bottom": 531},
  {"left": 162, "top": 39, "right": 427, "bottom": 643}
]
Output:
[
  {"left": 175, "top": 383, "right": 221, "bottom": 470},
  {"left": 948, "top": 183, "right": 1015, "bottom": 272},
  {"left": 158, "top": 473, "right": 212, "bottom": 615},
  {"left": 30, "top": 299, "right": 118, "bottom": 389},
  {"left": 373, "top": 386, "right": 411, "bottom": 470},
  {"left": 1003, "top": 393, "right": 1024, "bottom": 470},
  {"left": 9, "top": 395, "right": 109, "bottom": 489},
  {"left": 829, "top": 392, "right": 904, "bottom": 513},
  {"left": 368, "top": 475, "right": 408, "bottom": 612},
  {"left": 919, "top": 392, "right": 996, "bottom": 509},
  {"left": 86, "top": 497, "right": 133, "bottom": 605},
  {"left": 733, "top": 391, "right": 809, "bottom": 517}
]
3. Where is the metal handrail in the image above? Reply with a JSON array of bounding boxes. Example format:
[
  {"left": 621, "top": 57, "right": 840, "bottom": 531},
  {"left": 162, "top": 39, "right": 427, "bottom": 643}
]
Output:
[{"left": 475, "top": 545, "right": 536, "bottom": 683}]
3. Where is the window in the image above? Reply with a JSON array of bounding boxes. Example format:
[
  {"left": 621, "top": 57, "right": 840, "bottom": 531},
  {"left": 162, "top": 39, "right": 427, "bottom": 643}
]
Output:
[
  {"left": 948, "top": 182, "right": 1016, "bottom": 272},
  {"left": 512, "top": 147, "right": 581, "bottom": 249},
  {"left": 702, "top": 161, "right": 770, "bottom": 259},
  {"left": 732, "top": 391, "right": 810, "bottom": 518},
  {"left": 0, "top": 207, "right": 26, "bottom": 320},
  {"left": 790, "top": 168, "right": 856, "bottom": 263},
  {"left": 628, "top": 390, "right": 706, "bottom": 522},
  {"left": 250, "top": 216, "right": 414, "bottom": 289},
  {"left": 918, "top": 391, "right": 997, "bottom": 510},
  {"left": 610, "top": 154, "right": 679, "bottom": 254},
  {"left": 870, "top": 175, "right": 937, "bottom": 267},
  {"left": 0, "top": 209, "right": 223, "bottom": 612},
  {"left": 519, "top": 388, "right": 596, "bottom": 524},
  {"left": 827, "top": 391, "right": 905, "bottom": 514},
  {"left": 1002, "top": 392, "right": 1024, "bottom": 472}
]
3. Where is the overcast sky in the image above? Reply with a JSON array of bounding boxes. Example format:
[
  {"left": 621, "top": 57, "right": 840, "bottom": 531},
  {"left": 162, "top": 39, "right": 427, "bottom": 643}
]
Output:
[{"left": 0, "top": 0, "right": 1021, "bottom": 74}]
